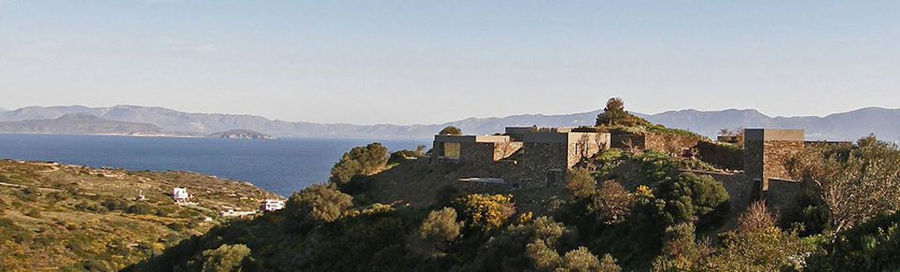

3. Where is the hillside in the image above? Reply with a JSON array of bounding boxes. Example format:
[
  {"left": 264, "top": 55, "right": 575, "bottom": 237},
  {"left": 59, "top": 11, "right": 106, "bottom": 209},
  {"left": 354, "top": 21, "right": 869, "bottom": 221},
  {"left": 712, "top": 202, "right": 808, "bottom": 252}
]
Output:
[
  {"left": 2, "top": 105, "right": 900, "bottom": 141},
  {"left": 0, "top": 113, "right": 168, "bottom": 136},
  {"left": 0, "top": 160, "right": 281, "bottom": 270}
]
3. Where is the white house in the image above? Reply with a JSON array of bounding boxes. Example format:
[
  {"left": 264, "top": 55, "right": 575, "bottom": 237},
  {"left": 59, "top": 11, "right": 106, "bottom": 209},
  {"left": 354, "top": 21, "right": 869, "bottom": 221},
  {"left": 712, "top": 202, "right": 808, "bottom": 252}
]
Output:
[
  {"left": 173, "top": 187, "right": 190, "bottom": 202},
  {"left": 259, "top": 199, "right": 286, "bottom": 213}
]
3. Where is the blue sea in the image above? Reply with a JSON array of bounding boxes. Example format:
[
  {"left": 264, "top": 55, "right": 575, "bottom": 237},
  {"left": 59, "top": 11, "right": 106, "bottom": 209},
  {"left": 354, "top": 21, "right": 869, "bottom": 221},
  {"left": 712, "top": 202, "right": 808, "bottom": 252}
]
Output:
[{"left": 0, "top": 134, "right": 427, "bottom": 196}]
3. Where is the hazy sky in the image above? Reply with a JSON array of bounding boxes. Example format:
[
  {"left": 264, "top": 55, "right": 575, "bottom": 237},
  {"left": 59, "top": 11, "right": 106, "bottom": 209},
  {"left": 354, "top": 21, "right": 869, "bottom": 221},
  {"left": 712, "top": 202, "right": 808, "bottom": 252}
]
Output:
[{"left": 1, "top": 1, "right": 899, "bottom": 124}]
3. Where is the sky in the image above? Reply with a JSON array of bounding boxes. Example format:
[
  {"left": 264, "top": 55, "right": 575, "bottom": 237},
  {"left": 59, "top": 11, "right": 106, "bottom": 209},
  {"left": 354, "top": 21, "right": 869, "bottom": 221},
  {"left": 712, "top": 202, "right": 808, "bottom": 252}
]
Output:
[{"left": 1, "top": 1, "right": 899, "bottom": 125}]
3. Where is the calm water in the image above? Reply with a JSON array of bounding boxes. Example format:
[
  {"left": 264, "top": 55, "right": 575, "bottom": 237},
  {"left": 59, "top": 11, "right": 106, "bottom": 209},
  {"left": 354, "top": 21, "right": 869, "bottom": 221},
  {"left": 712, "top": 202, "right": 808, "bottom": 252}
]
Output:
[{"left": 0, "top": 134, "right": 427, "bottom": 196}]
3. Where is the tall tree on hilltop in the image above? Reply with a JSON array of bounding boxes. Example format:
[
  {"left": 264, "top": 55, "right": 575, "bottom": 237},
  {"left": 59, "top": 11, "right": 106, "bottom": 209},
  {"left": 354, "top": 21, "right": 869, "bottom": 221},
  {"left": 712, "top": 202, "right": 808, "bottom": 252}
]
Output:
[
  {"left": 439, "top": 126, "right": 463, "bottom": 135},
  {"left": 596, "top": 97, "right": 649, "bottom": 127}
]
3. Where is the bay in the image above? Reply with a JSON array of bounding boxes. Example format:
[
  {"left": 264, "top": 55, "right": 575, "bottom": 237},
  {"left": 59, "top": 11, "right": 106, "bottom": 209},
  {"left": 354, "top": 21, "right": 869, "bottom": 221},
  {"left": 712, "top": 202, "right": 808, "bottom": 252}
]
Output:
[{"left": 0, "top": 134, "right": 427, "bottom": 196}]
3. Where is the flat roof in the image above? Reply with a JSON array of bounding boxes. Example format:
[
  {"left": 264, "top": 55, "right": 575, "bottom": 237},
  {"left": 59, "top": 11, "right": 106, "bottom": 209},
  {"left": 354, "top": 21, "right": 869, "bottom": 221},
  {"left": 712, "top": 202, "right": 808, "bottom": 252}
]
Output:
[
  {"left": 434, "top": 135, "right": 512, "bottom": 143},
  {"left": 744, "top": 129, "right": 804, "bottom": 141}
]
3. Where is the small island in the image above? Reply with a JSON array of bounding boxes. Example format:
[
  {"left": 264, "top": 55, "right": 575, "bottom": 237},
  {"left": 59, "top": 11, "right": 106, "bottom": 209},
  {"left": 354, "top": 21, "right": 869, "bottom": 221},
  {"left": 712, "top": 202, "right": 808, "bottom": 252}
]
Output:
[{"left": 207, "top": 129, "right": 276, "bottom": 140}]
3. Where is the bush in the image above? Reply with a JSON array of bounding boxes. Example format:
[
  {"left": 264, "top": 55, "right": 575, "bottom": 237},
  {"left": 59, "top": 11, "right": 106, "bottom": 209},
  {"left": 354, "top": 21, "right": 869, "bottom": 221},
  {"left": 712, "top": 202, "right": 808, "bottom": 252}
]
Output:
[
  {"left": 286, "top": 184, "right": 353, "bottom": 225},
  {"left": 454, "top": 194, "right": 516, "bottom": 232},
  {"left": 703, "top": 202, "right": 813, "bottom": 271},
  {"left": 168, "top": 222, "right": 187, "bottom": 231},
  {"left": 807, "top": 212, "right": 900, "bottom": 271},
  {"left": 102, "top": 198, "right": 129, "bottom": 211},
  {"left": 329, "top": 143, "right": 389, "bottom": 185},
  {"left": 419, "top": 208, "right": 463, "bottom": 245},
  {"left": 653, "top": 173, "right": 730, "bottom": 229},
  {"left": 201, "top": 244, "right": 251, "bottom": 272},
  {"left": 126, "top": 203, "right": 156, "bottom": 215}
]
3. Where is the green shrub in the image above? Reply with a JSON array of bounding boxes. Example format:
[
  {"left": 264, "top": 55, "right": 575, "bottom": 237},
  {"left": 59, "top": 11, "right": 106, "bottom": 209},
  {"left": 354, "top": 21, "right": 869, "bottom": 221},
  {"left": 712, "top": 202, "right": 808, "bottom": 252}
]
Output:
[
  {"left": 329, "top": 143, "right": 389, "bottom": 185},
  {"left": 126, "top": 203, "right": 157, "bottom": 215},
  {"left": 286, "top": 184, "right": 353, "bottom": 226},
  {"left": 454, "top": 194, "right": 516, "bottom": 232},
  {"left": 201, "top": 244, "right": 251, "bottom": 272},
  {"left": 419, "top": 207, "right": 463, "bottom": 245},
  {"left": 102, "top": 198, "right": 129, "bottom": 211},
  {"left": 807, "top": 212, "right": 900, "bottom": 271},
  {"left": 168, "top": 222, "right": 187, "bottom": 231}
]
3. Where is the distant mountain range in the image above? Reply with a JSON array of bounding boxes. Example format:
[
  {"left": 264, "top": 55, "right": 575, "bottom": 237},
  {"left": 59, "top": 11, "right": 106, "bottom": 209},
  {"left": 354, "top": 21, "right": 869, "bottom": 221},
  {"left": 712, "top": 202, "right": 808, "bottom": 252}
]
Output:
[
  {"left": 0, "top": 105, "right": 898, "bottom": 142},
  {"left": 0, "top": 113, "right": 166, "bottom": 136}
]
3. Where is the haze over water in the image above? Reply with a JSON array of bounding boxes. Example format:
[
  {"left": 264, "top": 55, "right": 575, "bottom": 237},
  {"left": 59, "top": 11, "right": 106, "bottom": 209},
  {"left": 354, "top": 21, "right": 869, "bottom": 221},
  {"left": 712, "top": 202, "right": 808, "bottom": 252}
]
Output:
[{"left": 0, "top": 134, "right": 426, "bottom": 196}]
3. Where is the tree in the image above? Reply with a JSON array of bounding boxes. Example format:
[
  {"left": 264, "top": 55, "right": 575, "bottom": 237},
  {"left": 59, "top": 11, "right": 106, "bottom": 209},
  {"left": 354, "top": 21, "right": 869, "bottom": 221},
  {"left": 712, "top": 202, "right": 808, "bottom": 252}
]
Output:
[
  {"left": 651, "top": 173, "right": 730, "bottom": 229},
  {"left": 286, "top": 184, "right": 353, "bottom": 224},
  {"left": 595, "top": 97, "right": 650, "bottom": 127},
  {"left": 527, "top": 241, "right": 621, "bottom": 272},
  {"left": 329, "top": 143, "right": 389, "bottom": 185},
  {"left": 419, "top": 208, "right": 463, "bottom": 244},
  {"left": 652, "top": 223, "right": 707, "bottom": 272},
  {"left": 201, "top": 244, "right": 251, "bottom": 272},
  {"left": 438, "top": 126, "right": 462, "bottom": 135},
  {"left": 807, "top": 212, "right": 900, "bottom": 271},
  {"left": 702, "top": 202, "right": 813, "bottom": 271},
  {"left": 591, "top": 180, "right": 634, "bottom": 225},
  {"left": 788, "top": 137, "right": 900, "bottom": 234},
  {"left": 565, "top": 168, "right": 597, "bottom": 200}
]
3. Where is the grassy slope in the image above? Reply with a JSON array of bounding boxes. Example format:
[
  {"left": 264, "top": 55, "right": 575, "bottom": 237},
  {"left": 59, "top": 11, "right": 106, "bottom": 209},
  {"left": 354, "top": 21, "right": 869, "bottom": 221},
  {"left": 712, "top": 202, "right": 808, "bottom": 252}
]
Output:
[{"left": 0, "top": 160, "right": 280, "bottom": 271}]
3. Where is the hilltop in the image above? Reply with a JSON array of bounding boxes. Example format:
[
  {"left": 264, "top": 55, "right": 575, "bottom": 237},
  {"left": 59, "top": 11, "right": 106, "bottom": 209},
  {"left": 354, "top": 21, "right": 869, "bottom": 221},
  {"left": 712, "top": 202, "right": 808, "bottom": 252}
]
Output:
[
  {"left": 130, "top": 99, "right": 900, "bottom": 271},
  {"left": 2, "top": 105, "right": 900, "bottom": 141},
  {"left": 0, "top": 160, "right": 281, "bottom": 270}
]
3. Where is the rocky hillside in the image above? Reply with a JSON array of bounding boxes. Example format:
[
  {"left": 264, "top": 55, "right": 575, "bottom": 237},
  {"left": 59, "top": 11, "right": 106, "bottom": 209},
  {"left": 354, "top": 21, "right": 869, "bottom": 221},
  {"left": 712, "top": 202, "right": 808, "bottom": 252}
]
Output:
[{"left": 0, "top": 160, "right": 281, "bottom": 271}]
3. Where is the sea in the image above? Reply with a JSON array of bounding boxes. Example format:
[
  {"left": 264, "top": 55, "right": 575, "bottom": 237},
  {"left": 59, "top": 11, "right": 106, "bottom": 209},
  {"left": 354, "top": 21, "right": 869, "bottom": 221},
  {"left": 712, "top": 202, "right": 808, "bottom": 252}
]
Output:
[{"left": 0, "top": 134, "right": 427, "bottom": 197}]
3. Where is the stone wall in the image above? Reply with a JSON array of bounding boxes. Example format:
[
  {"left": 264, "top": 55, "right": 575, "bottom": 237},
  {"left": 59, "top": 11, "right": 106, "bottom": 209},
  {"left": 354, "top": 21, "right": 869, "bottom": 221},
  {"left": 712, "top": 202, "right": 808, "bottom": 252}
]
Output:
[
  {"left": 744, "top": 139, "right": 764, "bottom": 185},
  {"left": 492, "top": 142, "right": 523, "bottom": 161},
  {"left": 513, "top": 142, "right": 569, "bottom": 187},
  {"left": 765, "top": 179, "right": 806, "bottom": 216},
  {"left": 646, "top": 133, "right": 702, "bottom": 155},
  {"left": 610, "top": 133, "right": 645, "bottom": 149},
  {"left": 761, "top": 141, "right": 804, "bottom": 188},
  {"left": 682, "top": 170, "right": 754, "bottom": 215},
  {"left": 697, "top": 141, "right": 744, "bottom": 170},
  {"left": 611, "top": 132, "right": 700, "bottom": 155}
]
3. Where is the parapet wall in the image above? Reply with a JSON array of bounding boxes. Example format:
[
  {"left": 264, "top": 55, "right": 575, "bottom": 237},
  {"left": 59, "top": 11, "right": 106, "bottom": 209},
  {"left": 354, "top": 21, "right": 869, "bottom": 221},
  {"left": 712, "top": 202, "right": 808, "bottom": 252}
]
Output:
[
  {"left": 697, "top": 141, "right": 744, "bottom": 170},
  {"left": 765, "top": 179, "right": 806, "bottom": 215},
  {"left": 610, "top": 132, "right": 700, "bottom": 155}
]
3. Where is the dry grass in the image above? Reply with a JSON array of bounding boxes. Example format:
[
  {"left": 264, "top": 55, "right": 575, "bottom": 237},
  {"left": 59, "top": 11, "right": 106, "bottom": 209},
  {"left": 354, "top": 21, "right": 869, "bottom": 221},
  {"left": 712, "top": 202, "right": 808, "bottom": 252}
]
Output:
[{"left": 0, "top": 159, "right": 280, "bottom": 271}]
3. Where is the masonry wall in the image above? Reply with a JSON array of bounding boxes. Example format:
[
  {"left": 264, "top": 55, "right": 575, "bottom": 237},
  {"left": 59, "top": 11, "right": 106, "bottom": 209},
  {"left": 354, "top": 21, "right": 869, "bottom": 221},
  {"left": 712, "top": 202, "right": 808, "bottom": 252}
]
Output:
[
  {"left": 611, "top": 132, "right": 700, "bottom": 155},
  {"left": 644, "top": 133, "right": 702, "bottom": 155},
  {"left": 492, "top": 142, "right": 523, "bottom": 161},
  {"left": 610, "top": 133, "right": 645, "bottom": 149},
  {"left": 765, "top": 179, "right": 806, "bottom": 215},
  {"left": 761, "top": 141, "right": 804, "bottom": 188},
  {"left": 697, "top": 141, "right": 744, "bottom": 170}
]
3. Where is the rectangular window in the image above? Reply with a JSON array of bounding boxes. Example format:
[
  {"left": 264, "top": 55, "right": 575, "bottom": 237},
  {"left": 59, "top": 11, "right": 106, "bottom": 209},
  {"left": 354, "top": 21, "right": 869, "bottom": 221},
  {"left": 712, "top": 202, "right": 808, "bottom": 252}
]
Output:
[{"left": 444, "top": 143, "right": 461, "bottom": 159}]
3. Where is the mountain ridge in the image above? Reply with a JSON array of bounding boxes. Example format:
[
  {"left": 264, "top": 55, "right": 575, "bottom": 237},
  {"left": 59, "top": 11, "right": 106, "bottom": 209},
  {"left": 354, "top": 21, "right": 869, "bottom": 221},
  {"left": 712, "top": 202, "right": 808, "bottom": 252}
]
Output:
[{"left": 1, "top": 105, "right": 899, "bottom": 142}]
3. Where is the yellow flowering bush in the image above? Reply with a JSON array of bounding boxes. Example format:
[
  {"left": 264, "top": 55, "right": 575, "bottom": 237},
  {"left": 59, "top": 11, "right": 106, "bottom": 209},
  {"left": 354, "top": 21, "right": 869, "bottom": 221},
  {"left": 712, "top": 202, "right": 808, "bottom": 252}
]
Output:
[{"left": 455, "top": 194, "right": 516, "bottom": 231}]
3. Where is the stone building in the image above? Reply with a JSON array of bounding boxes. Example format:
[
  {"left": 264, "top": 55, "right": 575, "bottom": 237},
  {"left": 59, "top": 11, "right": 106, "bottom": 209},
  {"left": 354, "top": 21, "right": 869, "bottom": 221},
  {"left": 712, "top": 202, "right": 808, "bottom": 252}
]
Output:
[
  {"left": 432, "top": 127, "right": 611, "bottom": 187},
  {"left": 432, "top": 135, "right": 522, "bottom": 164},
  {"left": 743, "top": 129, "right": 805, "bottom": 197}
]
